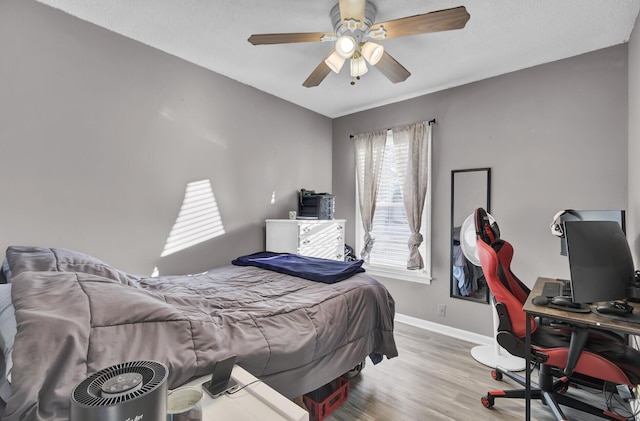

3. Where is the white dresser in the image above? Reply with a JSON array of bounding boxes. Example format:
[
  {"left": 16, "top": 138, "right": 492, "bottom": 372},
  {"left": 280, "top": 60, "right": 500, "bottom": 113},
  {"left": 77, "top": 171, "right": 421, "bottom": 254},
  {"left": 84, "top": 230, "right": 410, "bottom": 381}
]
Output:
[{"left": 266, "top": 219, "right": 346, "bottom": 261}]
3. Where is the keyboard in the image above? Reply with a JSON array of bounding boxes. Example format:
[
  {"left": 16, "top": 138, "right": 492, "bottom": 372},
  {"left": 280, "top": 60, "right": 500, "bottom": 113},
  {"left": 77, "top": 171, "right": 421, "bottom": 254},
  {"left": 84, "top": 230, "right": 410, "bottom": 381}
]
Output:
[
  {"left": 541, "top": 280, "right": 572, "bottom": 298},
  {"left": 542, "top": 281, "right": 561, "bottom": 298}
]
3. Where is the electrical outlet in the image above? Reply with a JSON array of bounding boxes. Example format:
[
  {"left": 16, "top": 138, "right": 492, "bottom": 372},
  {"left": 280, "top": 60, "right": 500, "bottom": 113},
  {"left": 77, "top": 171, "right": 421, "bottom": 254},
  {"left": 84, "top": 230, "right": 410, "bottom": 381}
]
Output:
[{"left": 437, "top": 304, "right": 446, "bottom": 317}]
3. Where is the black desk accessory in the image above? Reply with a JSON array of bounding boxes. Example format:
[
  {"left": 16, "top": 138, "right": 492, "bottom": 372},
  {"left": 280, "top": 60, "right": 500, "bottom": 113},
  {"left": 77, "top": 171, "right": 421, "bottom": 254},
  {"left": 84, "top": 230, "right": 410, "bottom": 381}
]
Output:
[
  {"left": 628, "top": 285, "right": 640, "bottom": 302},
  {"left": 596, "top": 301, "right": 634, "bottom": 316},
  {"left": 202, "top": 355, "right": 239, "bottom": 398}
]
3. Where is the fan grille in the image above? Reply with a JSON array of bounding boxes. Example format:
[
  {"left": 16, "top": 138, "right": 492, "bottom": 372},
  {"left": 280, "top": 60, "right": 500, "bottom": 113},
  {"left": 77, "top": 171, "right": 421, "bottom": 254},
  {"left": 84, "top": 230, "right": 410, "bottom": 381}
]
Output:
[{"left": 71, "top": 360, "right": 168, "bottom": 407}]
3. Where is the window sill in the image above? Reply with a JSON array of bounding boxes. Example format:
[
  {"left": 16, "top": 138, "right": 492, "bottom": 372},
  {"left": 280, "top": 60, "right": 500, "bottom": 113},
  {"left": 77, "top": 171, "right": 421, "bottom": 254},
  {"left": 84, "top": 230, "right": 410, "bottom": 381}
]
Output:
[{"left": 363, "top": 263, "right": 431, "bottom": 285}]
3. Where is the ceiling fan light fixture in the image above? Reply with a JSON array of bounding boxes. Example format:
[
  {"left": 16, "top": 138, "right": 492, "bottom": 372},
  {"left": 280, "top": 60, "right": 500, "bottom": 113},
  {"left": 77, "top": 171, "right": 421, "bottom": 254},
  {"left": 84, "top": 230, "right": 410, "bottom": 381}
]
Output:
[
  {"left": 335, "top": 35, "right": 356, "bottom": 59},
  {"left": 361, "top": 42, "right": 384, "bottom": 65},
  {"left": 250, "top": 5, "right": 471, "bottom": 88},
  {"left": 324, "top": 51, "right": 346, "bottom": 73},
  {"left": 350, "top": 53, "right": 368, "bottom": 78}
]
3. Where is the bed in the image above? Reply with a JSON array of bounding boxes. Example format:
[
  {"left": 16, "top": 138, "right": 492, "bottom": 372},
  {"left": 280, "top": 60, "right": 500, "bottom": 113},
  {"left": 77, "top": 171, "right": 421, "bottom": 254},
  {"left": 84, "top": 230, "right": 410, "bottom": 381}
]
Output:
[{"left": 0, "top": 246, "right": 397, "bottom": 421}]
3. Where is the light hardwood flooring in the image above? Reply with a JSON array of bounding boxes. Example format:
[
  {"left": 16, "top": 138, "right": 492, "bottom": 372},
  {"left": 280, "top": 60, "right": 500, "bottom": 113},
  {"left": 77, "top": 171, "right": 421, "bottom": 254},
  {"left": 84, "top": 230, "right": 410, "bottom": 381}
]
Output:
[{"left": 325, "top": 322, "right": 635, "bottom": 421}]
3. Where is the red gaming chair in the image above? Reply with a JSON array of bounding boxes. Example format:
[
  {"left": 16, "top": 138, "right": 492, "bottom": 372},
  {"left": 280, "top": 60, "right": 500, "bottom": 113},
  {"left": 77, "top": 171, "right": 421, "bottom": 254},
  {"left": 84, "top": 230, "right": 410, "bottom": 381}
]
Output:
[{"left": 473, "top": 208, "right": 640, "bottom": 420}]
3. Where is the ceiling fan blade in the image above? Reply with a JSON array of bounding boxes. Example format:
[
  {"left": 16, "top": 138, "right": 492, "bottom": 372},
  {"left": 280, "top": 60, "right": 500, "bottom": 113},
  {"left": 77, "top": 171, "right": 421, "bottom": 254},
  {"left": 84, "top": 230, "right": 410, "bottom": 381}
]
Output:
[
  {"left": 374, "top": 51, "right": 411, "bottom": 83},
  {"left": 370, "top": 6, "right": 470, "bottom": 40},
  {"left": 339, "top": 0, "right": 366, "bottom": 29},
  {"left": 303, "top": 55, "right": 333, "bottom": 88},
  {"left": 248, "top": 32, "right": 335, "bottom": 45}
]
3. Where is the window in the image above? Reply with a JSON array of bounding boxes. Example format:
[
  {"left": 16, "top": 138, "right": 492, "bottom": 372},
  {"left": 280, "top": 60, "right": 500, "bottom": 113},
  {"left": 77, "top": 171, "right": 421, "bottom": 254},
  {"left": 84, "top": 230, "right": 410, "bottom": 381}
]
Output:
[{"left": 355, "top": 130, "right": 432, "bottom": 284}]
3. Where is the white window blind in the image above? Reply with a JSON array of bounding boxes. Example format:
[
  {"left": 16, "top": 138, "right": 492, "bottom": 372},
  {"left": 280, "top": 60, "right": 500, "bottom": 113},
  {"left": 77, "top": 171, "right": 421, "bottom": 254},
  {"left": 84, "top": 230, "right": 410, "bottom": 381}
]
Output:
[{"left": 369, "top": 132, "right": 411, "bottom": 267}]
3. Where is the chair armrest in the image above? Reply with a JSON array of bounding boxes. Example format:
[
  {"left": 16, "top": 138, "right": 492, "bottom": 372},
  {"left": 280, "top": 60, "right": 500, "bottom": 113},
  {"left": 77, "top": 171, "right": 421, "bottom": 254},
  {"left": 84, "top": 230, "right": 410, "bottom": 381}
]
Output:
[
  {"left": 496, "top": 331, "right": 548, "bottom": 364},
  {"left": 495, "top": 302, "right": 512, "bottom": 332},
  {"left": 494, "top": 302, "right": 549, "bottom": 363}
]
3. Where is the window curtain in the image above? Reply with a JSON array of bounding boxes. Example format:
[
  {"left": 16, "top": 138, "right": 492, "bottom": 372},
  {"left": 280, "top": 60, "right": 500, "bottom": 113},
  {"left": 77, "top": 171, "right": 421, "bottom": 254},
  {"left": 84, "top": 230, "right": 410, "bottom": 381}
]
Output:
[
  {"left": 354, "top": 129, "right": 387, "bottom": 262},
  {"left": 392, "top": 121, "right": 431, "bottom": 269}
]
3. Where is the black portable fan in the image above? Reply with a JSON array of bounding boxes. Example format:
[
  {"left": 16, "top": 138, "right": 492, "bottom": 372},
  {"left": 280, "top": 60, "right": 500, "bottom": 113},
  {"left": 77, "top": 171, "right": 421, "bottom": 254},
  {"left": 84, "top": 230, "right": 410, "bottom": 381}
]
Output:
[{"left": 70, "top": 360, "right": 168, "bottom": 421}]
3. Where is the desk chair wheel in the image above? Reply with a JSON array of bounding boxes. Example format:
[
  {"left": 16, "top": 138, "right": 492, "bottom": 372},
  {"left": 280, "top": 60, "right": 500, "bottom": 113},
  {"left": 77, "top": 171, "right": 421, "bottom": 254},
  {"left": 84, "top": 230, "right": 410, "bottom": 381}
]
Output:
[
  {"left": 481, "top": 395, "right": 495, "bottom": 408},
  {"left": 491, "top": 370, "right": 503, "bottom": 381}
]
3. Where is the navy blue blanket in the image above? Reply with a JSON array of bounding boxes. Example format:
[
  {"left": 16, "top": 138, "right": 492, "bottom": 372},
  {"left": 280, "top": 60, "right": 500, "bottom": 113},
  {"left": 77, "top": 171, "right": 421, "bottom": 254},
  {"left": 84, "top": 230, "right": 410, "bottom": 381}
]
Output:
[{"left": 232, "top": 252, "right": 365, "bottom": 284}]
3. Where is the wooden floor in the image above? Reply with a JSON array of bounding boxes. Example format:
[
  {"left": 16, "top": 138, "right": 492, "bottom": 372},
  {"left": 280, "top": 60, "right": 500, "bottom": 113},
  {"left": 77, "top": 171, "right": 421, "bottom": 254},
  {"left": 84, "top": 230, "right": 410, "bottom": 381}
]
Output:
[{"left": 325, "top": 322, "right": 634, "bottom": 421}]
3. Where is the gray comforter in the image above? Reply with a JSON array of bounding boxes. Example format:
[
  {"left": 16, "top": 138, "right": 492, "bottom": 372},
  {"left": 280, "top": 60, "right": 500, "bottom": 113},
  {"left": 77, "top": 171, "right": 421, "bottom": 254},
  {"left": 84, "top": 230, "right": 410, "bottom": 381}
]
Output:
[{"left": 3, "top": 246, "right": 397, "bottom": 421}]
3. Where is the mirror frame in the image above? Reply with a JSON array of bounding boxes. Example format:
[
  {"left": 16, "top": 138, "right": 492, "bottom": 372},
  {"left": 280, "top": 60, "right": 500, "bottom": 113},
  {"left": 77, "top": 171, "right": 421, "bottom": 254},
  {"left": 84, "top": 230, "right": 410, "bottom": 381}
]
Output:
[{"left": 450, "top": 167, "right": 491, "bottom": 304}]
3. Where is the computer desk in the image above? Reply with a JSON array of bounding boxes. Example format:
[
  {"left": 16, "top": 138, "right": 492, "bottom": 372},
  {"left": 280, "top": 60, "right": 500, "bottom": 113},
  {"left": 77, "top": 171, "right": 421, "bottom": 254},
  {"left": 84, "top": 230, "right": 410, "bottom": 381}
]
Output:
[{"left": 523, "top": 277, "right": 640, "bottom": 421}]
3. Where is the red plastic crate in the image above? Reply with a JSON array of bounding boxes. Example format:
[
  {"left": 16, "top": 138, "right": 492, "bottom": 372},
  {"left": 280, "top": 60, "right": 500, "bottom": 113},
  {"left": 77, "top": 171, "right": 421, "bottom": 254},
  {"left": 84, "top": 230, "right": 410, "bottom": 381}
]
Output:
[{"left": 303, "top": 377, "right": 349, "bottom": 421}]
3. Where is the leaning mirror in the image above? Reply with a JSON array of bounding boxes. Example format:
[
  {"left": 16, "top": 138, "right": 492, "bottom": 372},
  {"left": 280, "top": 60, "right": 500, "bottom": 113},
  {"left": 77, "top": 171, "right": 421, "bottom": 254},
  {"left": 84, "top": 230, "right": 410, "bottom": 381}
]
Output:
[{"left": 450, "top": 168, "right": 491, "bottom": 303}]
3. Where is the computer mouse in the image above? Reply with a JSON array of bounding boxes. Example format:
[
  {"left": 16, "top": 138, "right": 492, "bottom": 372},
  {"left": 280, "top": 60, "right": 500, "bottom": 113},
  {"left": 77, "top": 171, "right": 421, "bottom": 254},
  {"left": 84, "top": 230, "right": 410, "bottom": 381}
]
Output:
[
  {"left": 550, "top": 296, "right": 581, "bottom": 308},
  {"left": 596, "top": 301, "right": 634, "bottom": 316}
]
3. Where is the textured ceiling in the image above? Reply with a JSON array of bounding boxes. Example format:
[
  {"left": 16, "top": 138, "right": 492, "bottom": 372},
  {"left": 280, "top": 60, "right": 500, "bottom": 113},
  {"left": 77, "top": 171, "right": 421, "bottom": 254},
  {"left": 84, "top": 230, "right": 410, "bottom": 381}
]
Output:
[{"left": 35, "top": 0, "right": 640, "bottom": 118}]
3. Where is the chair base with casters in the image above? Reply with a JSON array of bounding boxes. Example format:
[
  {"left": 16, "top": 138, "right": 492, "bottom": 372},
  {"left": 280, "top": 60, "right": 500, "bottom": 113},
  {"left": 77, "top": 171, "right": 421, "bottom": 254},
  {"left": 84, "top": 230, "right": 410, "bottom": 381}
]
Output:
[{"left": 482, "top": 364, "right": 630, "bottom": 421}]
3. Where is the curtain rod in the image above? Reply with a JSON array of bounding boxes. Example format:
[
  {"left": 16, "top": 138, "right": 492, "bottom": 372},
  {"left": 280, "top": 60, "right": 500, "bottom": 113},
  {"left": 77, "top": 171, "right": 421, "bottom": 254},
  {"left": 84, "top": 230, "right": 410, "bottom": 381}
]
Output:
[{"left": 348, "top": 118, "right": 436, "bottom": 138}]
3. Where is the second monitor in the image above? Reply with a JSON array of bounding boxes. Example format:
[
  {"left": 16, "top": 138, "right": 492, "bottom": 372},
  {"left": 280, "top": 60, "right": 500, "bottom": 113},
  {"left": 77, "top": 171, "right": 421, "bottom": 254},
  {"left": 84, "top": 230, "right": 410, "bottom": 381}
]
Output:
[{"left": 556, "top": 210, "right": 625, "bottom": 256}]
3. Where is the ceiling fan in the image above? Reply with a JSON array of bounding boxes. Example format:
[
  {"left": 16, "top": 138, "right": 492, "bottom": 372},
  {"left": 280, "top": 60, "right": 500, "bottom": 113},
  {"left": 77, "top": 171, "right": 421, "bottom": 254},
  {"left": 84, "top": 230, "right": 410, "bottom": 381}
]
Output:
[{"left": 248, "top": 0, "right": 470, "bottom": 87}]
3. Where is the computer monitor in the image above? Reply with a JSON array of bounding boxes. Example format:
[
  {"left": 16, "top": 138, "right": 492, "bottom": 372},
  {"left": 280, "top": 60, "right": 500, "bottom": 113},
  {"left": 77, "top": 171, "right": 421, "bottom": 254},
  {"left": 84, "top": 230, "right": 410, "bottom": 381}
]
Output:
[
  {"left": 564, "top": 220, "right": 635, "bottom": 304},
  {"left": 558, "top": 210, "right": 626, "bottom": 256}
]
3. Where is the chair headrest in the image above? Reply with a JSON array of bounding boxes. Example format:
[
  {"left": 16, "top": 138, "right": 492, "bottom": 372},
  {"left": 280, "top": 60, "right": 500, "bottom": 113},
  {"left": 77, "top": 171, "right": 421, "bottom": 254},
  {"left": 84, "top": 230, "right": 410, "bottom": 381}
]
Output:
[{"left": 475, "top": 208, "right": 501, "bottom": 245}]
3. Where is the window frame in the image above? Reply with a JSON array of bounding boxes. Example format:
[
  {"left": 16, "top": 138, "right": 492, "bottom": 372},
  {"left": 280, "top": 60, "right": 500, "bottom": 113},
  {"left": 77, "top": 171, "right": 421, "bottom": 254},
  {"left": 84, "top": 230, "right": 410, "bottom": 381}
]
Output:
[{"left": 354, "top": 129, "right": 432, "bottom": 284}]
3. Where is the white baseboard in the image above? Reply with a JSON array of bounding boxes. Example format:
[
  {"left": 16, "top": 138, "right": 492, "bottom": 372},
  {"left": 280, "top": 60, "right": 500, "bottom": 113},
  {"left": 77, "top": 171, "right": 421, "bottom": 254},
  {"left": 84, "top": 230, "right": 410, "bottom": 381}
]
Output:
[{"left": 395, "top": 313, "right": 493, "bottom": 347}]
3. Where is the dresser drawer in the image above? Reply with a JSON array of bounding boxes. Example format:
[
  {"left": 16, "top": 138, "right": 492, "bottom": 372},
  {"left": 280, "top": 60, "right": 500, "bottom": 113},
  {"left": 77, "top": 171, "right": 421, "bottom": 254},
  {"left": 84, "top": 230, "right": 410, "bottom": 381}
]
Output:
[{"left": 266, "top": 219, "right": 346, "bottom": 261}]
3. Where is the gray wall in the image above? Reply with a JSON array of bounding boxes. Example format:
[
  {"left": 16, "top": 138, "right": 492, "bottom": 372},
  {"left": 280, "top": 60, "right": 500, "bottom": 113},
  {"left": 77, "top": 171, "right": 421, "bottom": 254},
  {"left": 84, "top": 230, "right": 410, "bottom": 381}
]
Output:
[
  {"left": 630, "top": 13, "right": 640, "bottom": 261},
  {"left": 333, "top": 45, "right": 629, "bottom": 337},
  {"left": 0, "top": 0, "right": 332, "bottom": 275}
]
